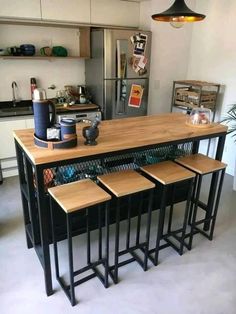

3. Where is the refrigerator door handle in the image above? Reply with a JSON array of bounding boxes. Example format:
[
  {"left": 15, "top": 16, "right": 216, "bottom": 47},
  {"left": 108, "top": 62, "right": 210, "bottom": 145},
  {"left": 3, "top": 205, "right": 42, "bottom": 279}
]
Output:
[{"left": 115, "top": 80, "right": 126, "bottom": 115}]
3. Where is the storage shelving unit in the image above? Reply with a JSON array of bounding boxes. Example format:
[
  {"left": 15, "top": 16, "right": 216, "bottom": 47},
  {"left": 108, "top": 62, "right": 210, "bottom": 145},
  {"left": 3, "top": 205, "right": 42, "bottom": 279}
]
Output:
[{"left": 171, "top": 80, "right": 221, "bottom": 117}]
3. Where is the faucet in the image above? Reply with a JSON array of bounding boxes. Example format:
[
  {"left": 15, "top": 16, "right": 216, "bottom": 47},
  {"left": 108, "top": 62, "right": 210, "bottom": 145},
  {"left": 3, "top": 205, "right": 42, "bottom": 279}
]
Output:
[{"left": 12, "top": 81, "right": 19, "bottom": 107}]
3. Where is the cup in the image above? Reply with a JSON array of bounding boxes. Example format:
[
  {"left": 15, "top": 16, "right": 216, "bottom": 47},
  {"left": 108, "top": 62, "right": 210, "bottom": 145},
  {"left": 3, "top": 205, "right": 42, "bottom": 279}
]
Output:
[{"left": 7, "top": 46, "right": 21, "bottom": 56}]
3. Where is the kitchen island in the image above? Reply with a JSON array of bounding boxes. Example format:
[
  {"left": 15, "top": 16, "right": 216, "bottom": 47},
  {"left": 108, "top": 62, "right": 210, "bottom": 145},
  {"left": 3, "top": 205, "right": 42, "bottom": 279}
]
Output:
[{"left": 13, "top": 113, "right": 227, "bottom": 296}]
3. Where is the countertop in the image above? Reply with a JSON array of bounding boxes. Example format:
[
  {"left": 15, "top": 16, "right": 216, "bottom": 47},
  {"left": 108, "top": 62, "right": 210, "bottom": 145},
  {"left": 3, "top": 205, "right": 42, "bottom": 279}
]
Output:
[
  {"left": 0, "top": 101, "right": 100, "bottom": 118},
  {"left": 13, "top": 113, "right": 228, "bottom": 166}
]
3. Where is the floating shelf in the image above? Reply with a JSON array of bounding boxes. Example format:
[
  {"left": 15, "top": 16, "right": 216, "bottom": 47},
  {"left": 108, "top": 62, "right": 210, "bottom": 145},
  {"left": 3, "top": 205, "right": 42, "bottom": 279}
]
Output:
[{"left": 0, "top": 55, "right": 87, "bottom": 60}]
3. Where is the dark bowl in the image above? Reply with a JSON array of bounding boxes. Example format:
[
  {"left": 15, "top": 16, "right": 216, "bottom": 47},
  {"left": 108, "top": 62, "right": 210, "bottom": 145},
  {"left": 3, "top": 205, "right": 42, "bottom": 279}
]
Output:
[
  {"left": 22, "top": 50, "right": 35, "bottom": 56},
  {"left": 20, "top": 44, "right": 35, "bottom": 50}
]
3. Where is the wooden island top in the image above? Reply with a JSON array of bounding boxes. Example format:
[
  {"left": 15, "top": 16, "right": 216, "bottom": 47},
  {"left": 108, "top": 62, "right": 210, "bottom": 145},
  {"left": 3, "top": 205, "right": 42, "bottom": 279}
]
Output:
[{"left": 13, "top": 113, "right": 227, "bottom": 165}]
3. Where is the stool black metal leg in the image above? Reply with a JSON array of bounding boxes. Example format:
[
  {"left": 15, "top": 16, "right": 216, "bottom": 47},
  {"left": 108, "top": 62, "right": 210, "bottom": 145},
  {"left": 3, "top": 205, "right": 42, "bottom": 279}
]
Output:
[
  {"left": 136, "top": 193, "right": 143, "bottom": 246},
  {"left": 179, "top": 178, "right": 194, "bottom": 255},
  {"left": 114, "top": 198, "right": 120, "bottom": 284},
  {"left": 143, "top": 189, "right": 154, "bottom": 271},
  {"left": 86, "top": 208, "right": 91, "bottom": 264},
  {"left": 189, "top": 175, "right": 202, "bottom": 250},
  {"left": 98, "top": 205, "right": 102, "bottom": 260},
  {"left": 49, "top": 197, "right": 60, "bottom": 278},
  {"left": 167, "top": 185, "right": 175, "bottom": 233},
  {"left": 209, "top": 169, "right": 225, "bottom": 240},
  {"left": 188, "top": 176, "right": 198, "bottom": 225},
  {"left": 154, "top": 185, "right": 167, "bottom": 266},
  {"left": 204, "top": 171, "right": 219, "bottom": 231},
  {"left": 104, "top": 202, "right": 110, "bottom": 288},
  {"left": 126, "top": 195, "right": 132, "bottom": 250},
  {"left": 67, "top": 214, "right": 76, "bottom": 306}
]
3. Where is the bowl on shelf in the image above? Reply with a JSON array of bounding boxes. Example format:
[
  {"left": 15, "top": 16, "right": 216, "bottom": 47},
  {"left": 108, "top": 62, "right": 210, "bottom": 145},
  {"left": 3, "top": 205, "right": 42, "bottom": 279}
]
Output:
[{"left": 20, "top": 44, "right": 36, "bottom": 56}]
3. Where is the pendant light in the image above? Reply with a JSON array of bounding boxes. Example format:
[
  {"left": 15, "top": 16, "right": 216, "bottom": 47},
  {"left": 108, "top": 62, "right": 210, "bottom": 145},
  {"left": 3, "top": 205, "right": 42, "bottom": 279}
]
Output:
[{"left": 152, "top": 0, "right": 206, "bottom": 27}]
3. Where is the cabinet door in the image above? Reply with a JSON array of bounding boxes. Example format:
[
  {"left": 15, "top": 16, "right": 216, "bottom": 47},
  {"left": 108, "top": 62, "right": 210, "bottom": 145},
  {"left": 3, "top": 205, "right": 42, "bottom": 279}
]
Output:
[
  {"left": 0, "top": 119, "right": 26, "bottom": 159},
  {"left": 91, "top": 0, "right": 140, "bottom": 27},
  {"left": 41, "top": 0, "right": 90, "bottom": 23},
  {"left": 0, "top": 0, "right": 41, "bottom": 19}
]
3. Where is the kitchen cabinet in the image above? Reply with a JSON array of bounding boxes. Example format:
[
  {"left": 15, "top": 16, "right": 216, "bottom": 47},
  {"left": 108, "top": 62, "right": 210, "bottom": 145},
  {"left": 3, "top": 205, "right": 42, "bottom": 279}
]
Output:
[
  {"left": 41, "top": 0, "right": 90, "bottom": 24},
  {"left": 91, "top": 0, "right": 140, "bottom": 27},
  {"left": 0, "top": 116, "right": 34, "bottom": 178},
  {"left": 0, "top": 0, "right": 41, "bottom": 20}
]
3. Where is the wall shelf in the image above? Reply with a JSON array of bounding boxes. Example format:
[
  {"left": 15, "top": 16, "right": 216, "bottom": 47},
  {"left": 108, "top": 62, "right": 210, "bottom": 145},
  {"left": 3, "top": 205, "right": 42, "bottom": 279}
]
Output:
[{"left": 0, "top": 56, "right": 87, "bottom": 60}]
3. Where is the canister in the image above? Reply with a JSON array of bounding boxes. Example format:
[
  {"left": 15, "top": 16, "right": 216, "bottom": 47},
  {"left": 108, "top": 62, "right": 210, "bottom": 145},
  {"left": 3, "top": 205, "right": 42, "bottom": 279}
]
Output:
[{"left": 60, "top": 118, "right": 77, "bottom": 141}]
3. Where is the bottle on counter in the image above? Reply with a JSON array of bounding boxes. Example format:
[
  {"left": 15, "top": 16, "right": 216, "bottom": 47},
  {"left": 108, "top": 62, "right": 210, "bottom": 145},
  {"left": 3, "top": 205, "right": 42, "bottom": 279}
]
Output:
[{"left": 30, "top": 77, "right": 37, "bottom": 99}]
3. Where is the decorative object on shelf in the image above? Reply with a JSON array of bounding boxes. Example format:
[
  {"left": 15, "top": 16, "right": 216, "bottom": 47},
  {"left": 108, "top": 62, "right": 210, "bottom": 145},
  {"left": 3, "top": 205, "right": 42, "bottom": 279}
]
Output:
[
  {"left": 7, "top": 46, "right": 21, "bottom": 56},
  {"left": 40, "top": 46, "right": 52, "bottom": 56},
  {"left": 30, "top": 77, "right": 37, "bottom": 99},
  {"left": 82, "top": 117, "right": 100, "bottom": 146},
  {"left": 152, "top": 0, "right": 206, "bottom": 29},
  {"left": 0, "top": 48, "right": 9, "bottom": 56},
  {"left": 20, "top": 44, "right": 35, "bottom": 56},
  {"left": 52, "top": 46, "right": 68, "bottom": 57}
]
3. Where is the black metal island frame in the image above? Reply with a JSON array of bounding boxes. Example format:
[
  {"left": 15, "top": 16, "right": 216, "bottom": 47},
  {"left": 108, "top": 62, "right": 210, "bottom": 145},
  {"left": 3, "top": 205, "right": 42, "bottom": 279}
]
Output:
[{"left": 13, "top": 113, "right": 227, "bottom": 296}]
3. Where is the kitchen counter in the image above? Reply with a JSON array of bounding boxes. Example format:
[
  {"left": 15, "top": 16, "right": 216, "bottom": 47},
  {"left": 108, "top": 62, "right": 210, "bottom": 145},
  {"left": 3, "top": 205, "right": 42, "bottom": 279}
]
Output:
[
  {"left": 0, "top": 100, "right": 99, "bottom": 118},
  {"left": 14, "top": 113, "right": 227, "bottom": 165},
  {"left": 14, "top": 113, "right": 227, "bottom": 296}
]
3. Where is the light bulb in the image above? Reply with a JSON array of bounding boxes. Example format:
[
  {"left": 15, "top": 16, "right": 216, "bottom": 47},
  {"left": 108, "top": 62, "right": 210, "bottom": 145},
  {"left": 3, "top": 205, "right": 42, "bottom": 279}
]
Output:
[{"left": 170, "top": 16, "right": 185, "bottom": 29}]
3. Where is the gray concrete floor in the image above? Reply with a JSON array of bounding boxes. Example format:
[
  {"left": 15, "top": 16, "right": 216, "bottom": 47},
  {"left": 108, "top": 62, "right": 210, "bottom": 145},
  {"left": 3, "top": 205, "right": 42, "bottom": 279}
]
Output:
[{"left": 0, "top": 175, "right": 236, "bottom": 314}]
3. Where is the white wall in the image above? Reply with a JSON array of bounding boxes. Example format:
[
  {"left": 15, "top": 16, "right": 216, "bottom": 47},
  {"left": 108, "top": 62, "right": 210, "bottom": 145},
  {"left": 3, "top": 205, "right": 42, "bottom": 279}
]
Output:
[
  {"left": 140, "top": 0, "right": 195, "bottom": 114},
  {"left": 0, "top": 24, "right": 85, "bottom": 101},
  {"left": 187, "top": 0, "right": 236, "bottom": 176}
]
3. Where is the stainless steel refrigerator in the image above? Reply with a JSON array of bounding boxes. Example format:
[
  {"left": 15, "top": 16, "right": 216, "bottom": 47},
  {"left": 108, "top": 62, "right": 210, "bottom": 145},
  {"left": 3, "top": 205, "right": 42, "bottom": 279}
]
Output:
[{"left": 85, "top": 28, "right": 152, "bottom": 120}]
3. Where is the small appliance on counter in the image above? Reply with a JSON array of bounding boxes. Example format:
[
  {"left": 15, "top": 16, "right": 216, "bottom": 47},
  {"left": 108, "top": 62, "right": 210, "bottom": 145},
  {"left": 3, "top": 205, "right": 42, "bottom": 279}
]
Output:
[{"left": 33, "top": 88, "right": 77, "bottom": 149}]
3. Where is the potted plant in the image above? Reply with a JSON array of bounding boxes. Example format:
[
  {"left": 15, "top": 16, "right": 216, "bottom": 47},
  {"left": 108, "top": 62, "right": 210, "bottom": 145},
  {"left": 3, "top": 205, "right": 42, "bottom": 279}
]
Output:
[{"left": 221, "top": 104, "right": 236, "bottom": 190}]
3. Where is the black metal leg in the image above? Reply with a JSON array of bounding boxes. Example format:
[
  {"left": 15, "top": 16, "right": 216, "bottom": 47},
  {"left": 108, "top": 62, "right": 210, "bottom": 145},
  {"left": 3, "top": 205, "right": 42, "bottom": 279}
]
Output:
[
  {"left": 49, "top": 197, "right": 60, "bottom": 279},
  {"left": 204, "top": 134, "right": 226, "bottom": 231},
  {"left": 188, "top": 176, "right": 198, "bottom": 225},
  {"left": 35, "top": 166, "right": 53, "bottom": 296},
  {"left": 126, "top": 195, "right": 132, "bottom": 250},
  {"left": 86, "top": 208, "right": 91, "bottom": 264},
  {"left": 136, "top": 193, "right": 143, "bottom": 246},
  {"left": 98, "top": 205, "right": 102, "bottom": 260},
  {"left": 209, "top": 169, "right": 225, "bottom": 240},
  {"left": 179, "top": 178, "right": 194, "bottom": 254},
  {"left": 67, "top": 215, "right": 76, "bottom": 306},
  {"left": 114, "top": 198, "right": 120, "bottom": 284},
  {"left": 167, "top": 185, "right": 175, "bottom": 233},
  {"left": 154, "top": 185, "right": 167, "bottom": 266},
  {"left": 189, "top": 175, "right": 202, "bottom": 250},
  {"left": 104, "top": 202, "right": 110, "bottom": 288},
  {"left": 143, "top": 189, "right": 153, "bottom": 271}
]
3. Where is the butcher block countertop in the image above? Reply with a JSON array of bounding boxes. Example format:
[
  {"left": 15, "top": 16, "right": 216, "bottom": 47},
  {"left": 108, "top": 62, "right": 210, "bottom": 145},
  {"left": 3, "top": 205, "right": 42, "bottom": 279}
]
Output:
[{"left": 13, "top": 113, "right": 227, "bottom": 166}]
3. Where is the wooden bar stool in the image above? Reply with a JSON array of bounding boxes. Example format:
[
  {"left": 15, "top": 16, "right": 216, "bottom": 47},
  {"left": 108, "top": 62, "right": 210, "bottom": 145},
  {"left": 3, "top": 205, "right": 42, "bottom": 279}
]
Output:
[
  {"left": 141, "top": 161, "right": 195, "bottom": 266},
  {"left": 97, "top": 170, "right": 155, "bottom": 284},
  {"left": 48, "top": 179, "right": 111, "bottom": 306},
  {"left": 175, "top": 153, "right": 227, "bottom": 249}
]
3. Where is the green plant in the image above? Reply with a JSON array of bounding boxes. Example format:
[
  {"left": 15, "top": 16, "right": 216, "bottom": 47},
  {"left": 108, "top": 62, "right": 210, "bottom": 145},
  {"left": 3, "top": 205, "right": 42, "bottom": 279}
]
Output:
[{"left": 221, "top": 104, "right": 236, "bottom": 142}]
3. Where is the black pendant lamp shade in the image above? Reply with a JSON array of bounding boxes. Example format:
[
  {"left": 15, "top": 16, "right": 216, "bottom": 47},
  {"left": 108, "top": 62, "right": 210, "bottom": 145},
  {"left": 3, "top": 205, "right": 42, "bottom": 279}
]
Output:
[{"left": 152, "top": 0, "right": 206, "bottom": 23}]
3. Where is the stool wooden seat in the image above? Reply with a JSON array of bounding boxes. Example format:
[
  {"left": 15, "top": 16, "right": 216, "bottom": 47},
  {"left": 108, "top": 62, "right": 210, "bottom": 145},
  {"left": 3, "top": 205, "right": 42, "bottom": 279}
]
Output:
[
  {"left": 97, "top": 169, "right": 155, "bottom": 283},
  {"left": 98, "top": 169, "right": 155, "bottom": 197},
  {"left": 48, "top": 179, "right": 111, "bottom": 306},
  {"left": 175, "top": 153, "right": 227, "bottom": 175},
  {"left": 175, "top": 153, "right": 227, "bottom": 248},
  {"left": 141, "top": 160, "right": 195, "bottom": 185},
  {"left": 48, "top": 179, "right": 111, "bottom": 213},
  {"left": 141, "top": 161, "right": 195, "bottom": 265}
]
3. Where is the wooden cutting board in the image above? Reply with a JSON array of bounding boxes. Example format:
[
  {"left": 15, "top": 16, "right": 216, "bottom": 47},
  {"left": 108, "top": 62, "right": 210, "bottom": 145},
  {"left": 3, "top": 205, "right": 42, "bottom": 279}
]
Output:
[{"left": 56, "top": 104, "right": 99, "bottom": 112}]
